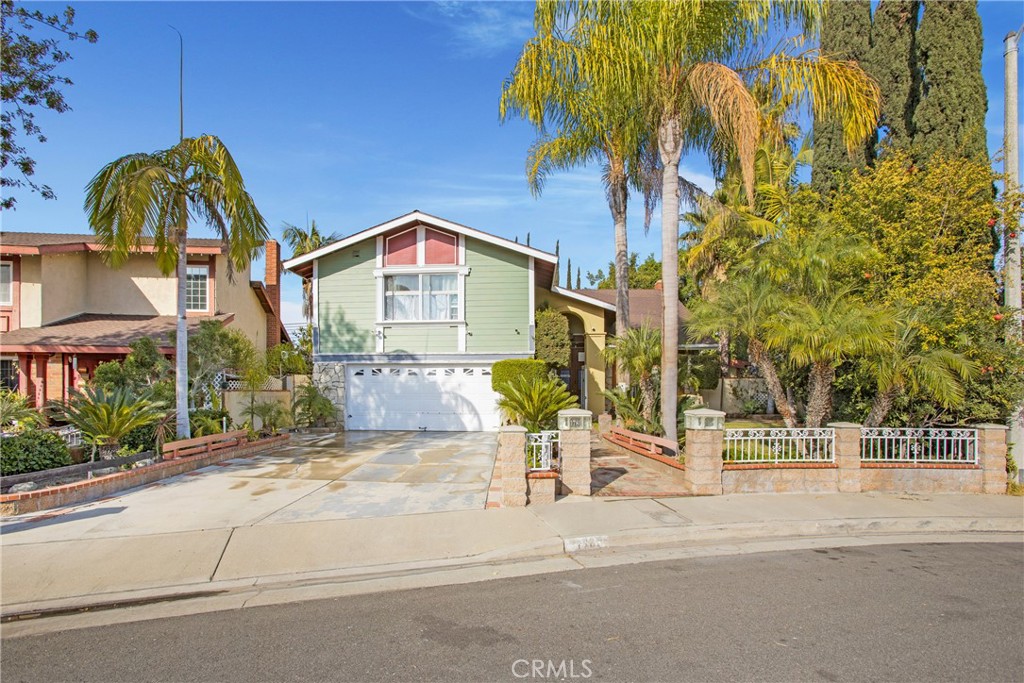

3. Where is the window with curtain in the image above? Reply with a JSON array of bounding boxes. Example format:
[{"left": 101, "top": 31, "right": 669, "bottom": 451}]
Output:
[{"left": 384, "top": 273, "right": 459, "bottom": 321}]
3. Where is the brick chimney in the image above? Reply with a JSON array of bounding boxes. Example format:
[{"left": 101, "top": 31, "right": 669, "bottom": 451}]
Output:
[
  {"left": 654, "top": 280, "right": 663, "bottom": 291},
  {"left": 264, "top": 239, "right": 282, "bottom": 348}
]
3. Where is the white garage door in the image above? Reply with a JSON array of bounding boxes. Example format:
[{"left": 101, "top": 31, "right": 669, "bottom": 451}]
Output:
[{"left": 345, "top": 364, "right": 501, "bottom": 431}]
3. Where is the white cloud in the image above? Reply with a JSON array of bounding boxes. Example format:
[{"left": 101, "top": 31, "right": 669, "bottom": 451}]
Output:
[{"left": 407, "top": 1, "right": 535, "bottom": 58}]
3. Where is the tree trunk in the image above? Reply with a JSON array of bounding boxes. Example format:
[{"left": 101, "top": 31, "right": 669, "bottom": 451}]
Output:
[
  {"left": 609, "top": 164, "right": 631, "bottom": 388},
  {"left": 302, "top": 277, "right": 313, "bottom": 324},
  {"left": 175, "top": 223, "right": 192, "bottom": 440},
  {"left": 749, "top": 339, "right": 798, "bottom": 428},
  {"left": 864, "top": 386, "right": 900, "bottom": 427},
  {"left": 639, "top": 374, "right": 657, "bottom": 425},
  {"left": 804, "top": 362, "right": 836, "bottom": 429},
  {"left": 658, "top": 113, "right": 683, "bottom": 446},
  {"left": 717, "top": 330, "right": 730, "bottom": 376}
]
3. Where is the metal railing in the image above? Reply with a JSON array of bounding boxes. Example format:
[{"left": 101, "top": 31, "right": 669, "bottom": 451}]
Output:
[
  {"left": 723, "top": 428, "right": 835, "bottom": 463},
  {"left": 43, "top": 425, "right": 82, "bottom": 447},
  {"left": 860, "top": 427, "right": 977, "bottom": 464},
  {"left": 526, "top": 431, "right": 559, "bottom": 471}
]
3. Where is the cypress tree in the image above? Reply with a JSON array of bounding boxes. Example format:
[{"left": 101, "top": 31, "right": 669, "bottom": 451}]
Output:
[
  {"left": 868, "top": 0, "right": 920, "bottom": 153},
  {"left": 812, "top": 0, "right": 873, "bottom": 195},
  {"left": 576, "top": 268, "right": 581, "bottom": 289},
  {"left": 912, "top": 0, "right": 988, "bottom": 162},
  {"left": 565, "top": 257, "right": 572, "bottom": 289}
]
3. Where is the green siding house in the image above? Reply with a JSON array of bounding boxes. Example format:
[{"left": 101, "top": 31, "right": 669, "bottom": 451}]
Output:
[{"left": 284, "top": 211, "right": 586, "bottom": 431}]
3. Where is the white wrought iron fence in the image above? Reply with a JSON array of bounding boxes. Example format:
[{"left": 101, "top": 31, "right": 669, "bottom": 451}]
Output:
[
  {"left": 526, "top": 431, "right": 559, "bottom": 471},
  {"left": 723, "top": 428, "right": 835, "bottom": 463},
  {"left": 860, "top": 427, "right": 977, "bottom": 464}
]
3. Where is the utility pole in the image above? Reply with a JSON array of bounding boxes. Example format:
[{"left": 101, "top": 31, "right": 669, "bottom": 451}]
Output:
[{"left": 1004, "top": 27, "right": 1022, "bottom": 477}]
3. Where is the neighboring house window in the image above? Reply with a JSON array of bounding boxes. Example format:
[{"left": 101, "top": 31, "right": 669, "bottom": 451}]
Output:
[
  {"left": 0, "top": 358, "right": 17, "bottom": 391},
  {"left": 0, "top": 261, "right": 11, "bottom": 306},
  {"left": 385, "top": 229, "right": 418, "bottom": 266},
  {"left": 186, "top": 265, "right": 209, "bottom": 311},
  {"left": 423, "top": 228, "right": 456, "bottom": 265},
  {"left": 384, "top": 273, "right": 458, "bottom": 321}
]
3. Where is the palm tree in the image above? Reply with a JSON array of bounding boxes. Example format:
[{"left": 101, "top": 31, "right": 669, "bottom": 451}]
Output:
[
  {"left": 85, "top": 135, "right": 268, "bottom": 439},
  {"left": 501, "top": 26, "right": 659, "bottom": 384},
  {"left": 282, "top": 219, "right": 340, "bottom": 324},
  {"left": 533, "top": 1, "right": 881, "bottom": 444},
  {"left": 57, "top": 386, "right": 168, "bottom": 461},
  {"left": 603, "top": 324, "right": 661, "bottom": 424},
  {"left": 863, "top": 315, "right": 978, "bottom": 427}
]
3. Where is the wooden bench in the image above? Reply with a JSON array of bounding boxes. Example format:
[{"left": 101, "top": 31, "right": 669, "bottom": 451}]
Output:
[
  {"left": 162, "top": 430, "right": 248, "bottom": 460},
  {"left": 604, "top": 425, "right": 678, "bottom": 459}
]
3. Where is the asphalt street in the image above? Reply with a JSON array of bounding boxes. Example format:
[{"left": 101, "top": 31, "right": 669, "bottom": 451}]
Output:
[{"left": 2, "top": 542, "right": 1021, "bottom": 682}]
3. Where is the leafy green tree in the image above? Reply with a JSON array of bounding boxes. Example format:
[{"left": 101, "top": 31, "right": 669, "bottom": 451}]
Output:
[
  {"left": 85, "top": 135, "right": 268, "bottom": 440},
  {"left": 282, "top": 219, "right": 340, "bottom": 324},
  {"left": 534, "top": 307, "right": 570, "bottom": 368},
  {"left": 812, "top": 0, "right": 873, "bottom": 195},
  {"left": 179, "top": 321, "right": 255, "bottom": 408},
  {"left": 532, "top": 0, "right": 880, "bottom": 443},
  {"left": 586, "top": 253, "right": 662, "bottom": 290},
  {"left": 91, "top": 337, "right": 172, "bottom": 403},
  {"left": 912, "top": 0, "right": 988, "bottom": 162},
  {"left": 868, "top": 0, "right": 921, "bottom": 153},
  {"left": 1, "top": 0, "right": 97, "bottom": 209}
]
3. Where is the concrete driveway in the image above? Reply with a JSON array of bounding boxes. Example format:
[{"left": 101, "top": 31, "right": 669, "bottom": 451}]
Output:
[{"left": 1, "top": 431, "right": 498, "bottom": 542}]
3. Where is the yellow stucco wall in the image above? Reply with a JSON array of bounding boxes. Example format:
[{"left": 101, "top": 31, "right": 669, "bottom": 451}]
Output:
[
  {"left": 41, "top": 253, "right": 87, "bottom": 324},
  {"left": 216, "top": 259, "right": 269, "bottom": 352},
  {"left": 84, "top": 253, "right": 176, "bottom": 316},
  {"left": 535, "top": 288, "right": 609, "bottom": 416},
  {"left": 18, "top": 256, "right": 42, "bottom": 328}
]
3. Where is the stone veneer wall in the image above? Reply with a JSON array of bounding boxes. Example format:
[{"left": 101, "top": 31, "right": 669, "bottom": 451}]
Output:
[
  {"left": 859, "top": 465, "right": 983, "bottom": 494},
  {"left": 313, "top": 361, "right": 346, "bottom": 430}
]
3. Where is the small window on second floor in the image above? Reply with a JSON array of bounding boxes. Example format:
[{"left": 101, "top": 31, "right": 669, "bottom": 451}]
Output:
[
  {"left": 186, "top": 265, "right": 209, "bottom": 311},
  {"left": 0, "top": 262, "right": 12, "bottom": 306}
]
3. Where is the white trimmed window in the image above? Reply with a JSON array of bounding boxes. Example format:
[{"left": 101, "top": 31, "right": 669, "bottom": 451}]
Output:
[
  {"left": 384, "top": 273, "right": 458, "bottom": 321},
  {"left": 185, "top": 265, "right": 209, "bottom": 311},
  {"left": 0, "top": 261, "right": 11, "bottom": 306}
]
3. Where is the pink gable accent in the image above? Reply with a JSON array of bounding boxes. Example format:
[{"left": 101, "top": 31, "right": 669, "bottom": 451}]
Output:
[
  {"left": 424, "top": 228, "right": 457, "bottom": 265},
  {"left": 385, "top": 229, "right": 417, "bottom": 266}
]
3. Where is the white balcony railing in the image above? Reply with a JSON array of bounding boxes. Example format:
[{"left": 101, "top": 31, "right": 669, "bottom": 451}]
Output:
[{"left": 860, "top": 427, "right": 977, "bottom": 464}]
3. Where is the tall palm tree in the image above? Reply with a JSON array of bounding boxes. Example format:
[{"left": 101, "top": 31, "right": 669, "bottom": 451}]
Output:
[
  {"left": 85, "top": 135, "right": 268, "bottom": 439},
  {"left": 501, "top": 26, "right": 658, "bottom": 384},
  {"left": 533, "top": 1, "right": 881, "bottom": 444},
  {"left": 282, "top": 219, "right": 340, "bottom": 324}
]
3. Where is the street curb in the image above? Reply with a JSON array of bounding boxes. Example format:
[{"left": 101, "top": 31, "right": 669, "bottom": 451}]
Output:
[{"left": 3, "top": 515, "right": 1020, "bottom": 624}]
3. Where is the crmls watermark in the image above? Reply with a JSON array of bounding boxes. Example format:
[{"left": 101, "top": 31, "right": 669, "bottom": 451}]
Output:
[{"left": 512, "top": 659, "right": 593, "bottom": 679}]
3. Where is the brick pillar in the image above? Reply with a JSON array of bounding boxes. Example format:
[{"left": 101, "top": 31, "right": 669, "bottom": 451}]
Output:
[
  {"left": 264, "top": 239, "right": 282, "bottom": 349},
  {"left": 558, "top": 409, "right": 593, "bottom": 496},
  {"left": 17, "top": 354, "right": 33, "bottom": 404},
  {"left": 829, "top": 422, "right": 862, "bottom": 493},
  {"left": 977, "top": 424, "right": 1009, "bottom": 494},
  {"left": 498, "top": 426, "right": 528, "bottom": 507},
  {"left": 683, "top": 408, "right": 725, "bottom": 495},
  {"left": 597, "top": 413, "right": 613, "bottom": 434},
  {"left": 33, "top": 354, "right": 47, "bottom": 407}
]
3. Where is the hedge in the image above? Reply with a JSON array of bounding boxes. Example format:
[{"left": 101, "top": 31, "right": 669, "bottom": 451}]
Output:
[
  {"left": 1, "top": 431, "right": 73, "bottom": 476},
  {"left": 491, "top": 359, "right": 550, "bottom": 395}
]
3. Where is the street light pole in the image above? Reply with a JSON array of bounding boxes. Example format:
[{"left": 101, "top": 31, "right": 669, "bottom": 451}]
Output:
[{"left": 1004, "top": 27, "right": 1022, "bottom": 477}]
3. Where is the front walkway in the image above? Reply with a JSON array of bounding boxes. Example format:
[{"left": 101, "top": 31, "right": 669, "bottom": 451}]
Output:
[{"left": 590, "top": 435, "right": 689, "bottom": 498}]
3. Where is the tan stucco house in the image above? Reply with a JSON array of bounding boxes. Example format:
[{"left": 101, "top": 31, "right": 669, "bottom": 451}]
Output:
[{"left": 0, "top": 232, "right": 288, "bottom": 406}]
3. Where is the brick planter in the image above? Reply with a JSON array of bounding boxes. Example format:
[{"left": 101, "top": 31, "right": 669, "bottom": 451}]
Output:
[{"left": 0, "top": 434, "right": 289, "bottom": 517}]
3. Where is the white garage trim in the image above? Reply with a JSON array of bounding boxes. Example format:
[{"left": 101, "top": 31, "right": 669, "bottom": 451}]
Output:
[{"left": 344, "top": 362, "right": 501, "bottom": 432}]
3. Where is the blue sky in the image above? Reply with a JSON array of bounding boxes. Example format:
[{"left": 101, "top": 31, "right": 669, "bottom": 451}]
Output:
[{"left": 4, "top": 1, "right": 1023, "bottom": 328}]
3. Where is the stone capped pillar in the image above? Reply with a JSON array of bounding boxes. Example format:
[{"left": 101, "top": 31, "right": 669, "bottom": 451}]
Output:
[
  {"left": 558, "top": 409, "right": 593, "bottom": 496},
  {"left": 829, "top": 422, "right": 862, "bottom": 493},
  {"left": 977, "top": 424, "right": 1009, "bottom": 494},
  {"left": 683, "top": 408, "right": 725, "bottom": 496},
  {"left": 498, "top": 426, "right": 528, "bottom": 507}
]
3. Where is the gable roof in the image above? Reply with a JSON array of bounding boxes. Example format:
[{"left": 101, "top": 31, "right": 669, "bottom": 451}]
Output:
[
  {"left": 282, "top": 211, "right": 558, "bottom": 277},
  {"left": 0, "top": 313, "right": 234, "bottom": 353}
]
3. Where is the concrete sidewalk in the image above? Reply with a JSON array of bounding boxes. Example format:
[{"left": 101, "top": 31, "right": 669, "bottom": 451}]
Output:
[{"left": 2, "top": 491, "right": 1021, "bottom": 623}]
